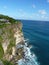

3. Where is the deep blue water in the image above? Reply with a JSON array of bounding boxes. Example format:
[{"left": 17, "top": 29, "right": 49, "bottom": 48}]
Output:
[{"left": 21, "top": 20, "right": 49, "bottom": 65}]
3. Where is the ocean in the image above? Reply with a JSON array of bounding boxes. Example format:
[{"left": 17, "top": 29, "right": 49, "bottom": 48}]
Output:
[{"left": 21, "top": 20, "right": 49, "bottom": 65}]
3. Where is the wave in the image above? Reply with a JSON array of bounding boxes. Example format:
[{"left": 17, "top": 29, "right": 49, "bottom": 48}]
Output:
[{"left": 17, "top": 39, "right": 40, "bottom": 65}]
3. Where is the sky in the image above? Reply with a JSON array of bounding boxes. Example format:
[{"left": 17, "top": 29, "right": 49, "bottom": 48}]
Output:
[{"left": 0, "top": 0, "right": 49, "bottom": 21}]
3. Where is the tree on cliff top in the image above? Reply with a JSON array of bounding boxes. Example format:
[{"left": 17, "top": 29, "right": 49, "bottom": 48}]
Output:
[{"left": 0, "top": 14, "right": 20, "bottom": 23}]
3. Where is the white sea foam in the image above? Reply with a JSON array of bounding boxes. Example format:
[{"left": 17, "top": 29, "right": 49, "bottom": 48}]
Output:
[{"left": 17, "top": 39, "right": 39, "bottom": 65}]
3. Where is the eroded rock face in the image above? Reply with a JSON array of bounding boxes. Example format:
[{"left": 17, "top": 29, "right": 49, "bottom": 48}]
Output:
[{"left": 0, "top": 22, "right": 24, "bottom": 62}]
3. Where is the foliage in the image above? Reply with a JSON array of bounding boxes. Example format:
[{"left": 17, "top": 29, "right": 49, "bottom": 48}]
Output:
[
  {"left": 0, "top": 14, "right": 22, "bottom": 65},
  {"left": 0, "top": 43, "right": 4, "bottom": 59},
  {"left": 0, "top": 14, "right": 16, "bottom": 23},
  {"left": 2, "top": 60, "right": 13, "bottom": 65}
]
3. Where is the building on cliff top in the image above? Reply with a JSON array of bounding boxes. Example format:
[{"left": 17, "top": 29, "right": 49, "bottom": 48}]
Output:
[{"left": 0, "top": 19, "right": 9, "bottom": 22}]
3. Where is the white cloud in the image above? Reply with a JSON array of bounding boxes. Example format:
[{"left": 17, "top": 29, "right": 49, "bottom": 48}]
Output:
[
  {"left": 32, "top": 4, "right": 36, "bottom": 8},
  {"left": 41, "top": 15, "right": 48, "bottom": 20},
  {"left": 18, "top": 9, "right": 23, "bottom": 12},
  {"left": 41, "top": 15, "right": 45, "bottom": 18},
  {"left": 38, "top": 10, "right": 47, "bottom": 15},
  {"left": 47, "top": 0, "right": 49, "bottom": 2},
  {"left": 38, "top": 9, "right": 49, "bottom": 20},
  {"left": 16, "top": 9, "right": 27, "bottom": 18},
  {"left": 3, "top": 6, "right": 7, "bottom": 9}
]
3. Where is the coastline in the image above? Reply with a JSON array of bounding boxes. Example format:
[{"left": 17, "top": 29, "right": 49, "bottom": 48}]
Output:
[{"left": 0, "top": 15, "right": 25, "bottom": 65}]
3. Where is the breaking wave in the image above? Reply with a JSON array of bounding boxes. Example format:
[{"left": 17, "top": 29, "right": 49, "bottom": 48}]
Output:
[{"left": 17, "top": 39, "right": 40, "bottom": 65}]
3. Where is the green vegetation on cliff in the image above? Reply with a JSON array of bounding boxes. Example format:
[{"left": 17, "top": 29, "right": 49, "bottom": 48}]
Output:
[
  {"left": 0, "top": 43, "right": 4, "bottom": 59},
  {"left": 2, "top": 60, "right": 13, "bottom": 65},
  {"left": 0, "top": 14, "right": 22, "bottom": 65},
  {"left": 0, "top": 14, "right": 17, "bottom": 23}
]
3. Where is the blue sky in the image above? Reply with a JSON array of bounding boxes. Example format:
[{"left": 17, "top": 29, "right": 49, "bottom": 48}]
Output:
[{"left": 0, "top": 0, "right": 49, "bottom": 21}]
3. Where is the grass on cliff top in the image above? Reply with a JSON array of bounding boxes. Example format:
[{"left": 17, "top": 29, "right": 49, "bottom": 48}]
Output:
[
  {"left": 0, "top": 14, "right": 16, "bottom": 23},
  {"left": 0, "top": 14, "right": 21, "bottom": 24}
]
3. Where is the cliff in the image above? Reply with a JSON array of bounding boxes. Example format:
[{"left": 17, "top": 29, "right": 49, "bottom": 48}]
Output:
[{"left": 0, "top": 15, "right": 24, "bottom": 65}]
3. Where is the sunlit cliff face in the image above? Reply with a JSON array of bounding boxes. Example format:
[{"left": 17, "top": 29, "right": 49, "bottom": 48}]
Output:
[
  {"left": 14, "top": 28, "right": 24, "bottom": 45},
  {"left": 0, "top": 22, "right": 24, "bottom": 61}
]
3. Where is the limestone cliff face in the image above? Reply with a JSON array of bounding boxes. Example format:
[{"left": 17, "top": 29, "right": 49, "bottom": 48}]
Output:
[{"left": 0, "top": 21, "right": 24, "bottom": 61}]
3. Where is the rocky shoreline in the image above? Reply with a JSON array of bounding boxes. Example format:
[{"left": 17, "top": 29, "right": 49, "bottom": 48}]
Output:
[{"left": 0, "top": 17, "right": 25, "bottom": 65}]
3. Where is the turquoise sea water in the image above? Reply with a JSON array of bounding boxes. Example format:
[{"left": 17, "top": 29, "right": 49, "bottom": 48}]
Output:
[{"left": 21, "top": 20, "right": 49, "bottom": 65}]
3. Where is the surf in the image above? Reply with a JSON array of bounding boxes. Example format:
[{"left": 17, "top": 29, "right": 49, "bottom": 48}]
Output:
[{"left": 17, "top": 39, "right": 39, "bottom": 65}]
